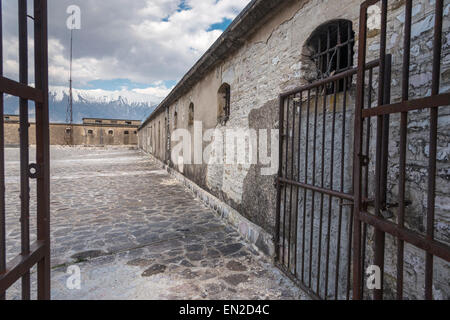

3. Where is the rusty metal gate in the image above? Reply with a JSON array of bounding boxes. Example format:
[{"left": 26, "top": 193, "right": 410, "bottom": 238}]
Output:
[
  {"left": 276, "top": 0, "right": 450, "bottom": 300},
  {"left": 0, "top": 0, "right": 50, "bottom": 300}
]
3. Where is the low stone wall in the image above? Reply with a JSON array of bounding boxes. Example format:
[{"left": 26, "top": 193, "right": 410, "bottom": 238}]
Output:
[{"left": 142, "top": 150, "right": 276, "bottom": 259}]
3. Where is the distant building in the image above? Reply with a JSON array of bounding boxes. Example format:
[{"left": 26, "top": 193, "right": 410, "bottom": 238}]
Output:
[{"left": 3, "top": 115, "right": 140, "bottom": 146}]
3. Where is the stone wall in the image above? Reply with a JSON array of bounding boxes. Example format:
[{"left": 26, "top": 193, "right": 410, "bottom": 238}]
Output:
[{"left": 138, "top": 0, "right": 450, "bottom": 299}]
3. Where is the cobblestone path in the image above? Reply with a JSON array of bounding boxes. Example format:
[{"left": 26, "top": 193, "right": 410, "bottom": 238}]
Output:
[{"left": 4, "top": 147, "right": 305, "bottom": 300}]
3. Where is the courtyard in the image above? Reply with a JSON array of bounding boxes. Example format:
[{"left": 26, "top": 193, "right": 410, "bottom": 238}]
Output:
[{"left": 4, "top": 146, "right": 305, "bottom": 300}]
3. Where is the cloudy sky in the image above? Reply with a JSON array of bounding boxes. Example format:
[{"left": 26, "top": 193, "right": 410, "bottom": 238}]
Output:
[{"left": 3, "top": 0, "right": 250, "bottom": 102}]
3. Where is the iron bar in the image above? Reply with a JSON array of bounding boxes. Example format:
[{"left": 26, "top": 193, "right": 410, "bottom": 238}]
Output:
[
  {"left": 275, "top": 95, "right": 284, "bottom": 262},
  {"left": 361, "top": 66, "right": 374, "bottom": 298},
  {"left": 282, "top": 98, "right": 290, "bottom": 265},
  {"left": 278, "top": 177, "right": 354, "bottom": 202},
  {"left": 372, "top": 0, "right": 388, "bottom": 301},
  {"left": 316, "top": 83, "right": 327, "bottom": 295},
  {"left": 294, "top": 93, "right": 303, "bottom": 277},
  {"left": 280, "top": 60, "right": 379, "bottom": 98},
  {"left": 19, "top": 0, "right": 31, "bottom": 300},
  {"left": 309, "top": 86, "right": 319, "bottom": 288},
  {"left": 425, "top": 0, "right": 443, "bottom": 300},
  {"left": 362, "top": 93, "right": 450, "bottom": 117},
  {"left": 34, "top": 0, "right": 51, "bottom": 300},
  {"left": 335, "top": 76, "right": 349, "bottom": 299},
  {"left": 0, "top": 77, "right": 44, "bottom": 102},
  {"left": 301, "top": 90, "right": 311, "bottom": 282},
  {"left": 397, "top": 0, "right": 412, "bottom": 300},
  {"left": 288, "top": 95, "right": 296, "bottom": 270},
  {"left": 324, "top": 80, "right": 338, "bottom": 299},
  {"left": 359, "top": 211, "right": 450, "bottom": 262}
]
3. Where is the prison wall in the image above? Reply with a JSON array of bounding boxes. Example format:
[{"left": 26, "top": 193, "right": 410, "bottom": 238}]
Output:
[{"left": 4, "top": 121, "right": 139, "bottom": 146}]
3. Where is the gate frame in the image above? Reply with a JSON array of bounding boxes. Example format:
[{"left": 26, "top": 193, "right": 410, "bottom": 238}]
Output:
[
  {"left": 276, "top": 0, "right": 450, "bottom": 300},
  {"left": 0, "top": 0, "right": 50, "bottom": 300},
  {"left": 352, "top": 0, "right": 450, "bottom": 300}
]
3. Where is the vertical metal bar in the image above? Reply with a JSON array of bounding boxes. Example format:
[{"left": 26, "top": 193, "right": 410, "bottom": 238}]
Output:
[
  {"left": 309, "top": 86, "right": 319, "bottom": 288},
  {"left": 425, "top": 0, "right": 443, "bottom": 300},
  {"left": 288, "top": 94, "right": 297, "bottom": 270},
  {"left": 336, "top": 76, "right": 348, "bottom": 299},
  {"left": 352, "top": 3, "right": 370, "bottom": 300},
  {"left": 19, "top": 0, "right": 31, "bottom": 300},
  {"left": 373, "top": 0, "right": 388, "bottom": 301},
  {"left": 397, "top": 0, "right": 412, "bottom": 300},
  {"left": 282, "top": 98, "right": 291, "bottom": 265},
  {"left": 316, "top": 84, "right": 327, "bottom": 295},
  {"left": 337, "top": 22, "right": 342, "bottom": 76},
  {"left": 275, "top": 95, "right": 284, "bottom": 263},
  {"left": 347, "top": 21, "right": 352, "bottom": 70},
  {"left": 0, "top": 0, "right": 5, "bottom": 301},
  {"left": 34, "top": 0, "right": 51, "bottom": 300},
  {"left": 318, "top": 39, "right": 322, "bottom": 78},
  {"left": 294, "top": 92, "right": 303, "bottom": 277},
  {"left": 301, "top": 90, "right": 311, "bottom": 282},
  {"left": 324, "top": 79, "right": 338, "bottom": 299},
  {"left": 361, "top": 66, "right": 373, "bottom": 298}
]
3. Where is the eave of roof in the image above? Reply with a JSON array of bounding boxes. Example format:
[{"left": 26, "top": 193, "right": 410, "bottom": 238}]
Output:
[{"left": 138, "top": 0, "right": 286, "bottom": 130}]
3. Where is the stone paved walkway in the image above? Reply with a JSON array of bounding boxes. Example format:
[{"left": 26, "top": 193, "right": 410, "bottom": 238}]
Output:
[{"left": 4, "top": 146, "right": 306, "bottom": 300}]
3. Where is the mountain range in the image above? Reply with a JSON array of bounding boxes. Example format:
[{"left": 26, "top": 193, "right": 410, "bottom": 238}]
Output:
[{"left": 3, "top": 86, "right": 158, "bottom": 123}]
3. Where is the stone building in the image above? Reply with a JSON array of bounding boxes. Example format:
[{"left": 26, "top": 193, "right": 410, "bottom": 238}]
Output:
[
  {"left": 4, "top": 115, "right": 140, "bottom": 146},
  {"left": 138, "top": 0, "right": 449, "bottom": 299}
]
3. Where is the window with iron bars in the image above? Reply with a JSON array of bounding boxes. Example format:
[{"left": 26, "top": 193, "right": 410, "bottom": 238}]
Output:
[{"left": 307, "top": 20, "right": 355, "bottom": 92}]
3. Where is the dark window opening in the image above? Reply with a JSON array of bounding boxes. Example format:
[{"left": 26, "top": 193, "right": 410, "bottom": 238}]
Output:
[
  {"left": 65, "top": 128, "right": 72, "bottom": 134},
  {"left": 307, "top": 20, "right": 355, "bottom": 92},
  {"left": 88, "top": 130, "right": 93, "bottom": 135},
  {"left": 188, "top": 103, "right": 194, "bottom": 126},
  {"left": 108, "top": 130, "right": 114, "bottom": 135},
  {"left": 95, "top": 120, "right": 102, "bottom": 123},
  {"left": 125, "top": 121, "right": 132, "bottom": 125},
  {"left": 134, "top": 131, "right": 137, "bottom": 134},
  {"left": 5, "top": 116, "right": 10, "bottom": 120},
  {"left": 124, "top": 131, "right": 129, "bottom": 135},
  {"left": 173, "top": 112, "right": 178, "bottom": 129},
  {"left": 218, "top": 83, "right": 231, "bottom": 125}
]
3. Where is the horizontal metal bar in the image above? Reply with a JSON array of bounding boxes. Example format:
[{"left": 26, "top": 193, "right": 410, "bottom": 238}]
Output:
[
  {"left": 0, "top": 76, "right": 44, "bottom": 103},
  {"left": 280, "top": 60, "right": 380, "bottom": 98},
  {"left": 362, "top": 93, "right": 450, "bottom": 118},
  {"left": 278, "top": 177, "right": 354, "bottom": 201},
  {"left": 0, "top": 241, "right": 46, "bottom": 292},
  {"left": 359, "top": 211, "right": 450, "bottom": 262}
]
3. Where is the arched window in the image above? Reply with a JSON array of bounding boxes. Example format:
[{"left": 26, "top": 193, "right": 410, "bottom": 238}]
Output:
[
  {"left": 306, "top": 20, "right": 355, "bottom": 81},
  {"left": 188, "top": 103, "right": 194, "bottom": 126},
  {"left": 217, "top": 83, "right": 231, "bottom": 125}
]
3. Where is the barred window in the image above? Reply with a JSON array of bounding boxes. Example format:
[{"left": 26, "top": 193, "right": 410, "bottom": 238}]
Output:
[{"left": 307, "top": 20, "right": 355, "bottom": 81}]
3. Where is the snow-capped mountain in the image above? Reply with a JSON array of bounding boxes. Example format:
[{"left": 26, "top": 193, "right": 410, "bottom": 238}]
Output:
[{"left": 4, "top": 86, "right": 161, "bottom": 123}]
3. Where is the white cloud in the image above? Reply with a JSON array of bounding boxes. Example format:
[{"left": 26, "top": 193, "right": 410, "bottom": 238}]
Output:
[{"left": 3, "top": 0, "right": 250, "bottom": 105}]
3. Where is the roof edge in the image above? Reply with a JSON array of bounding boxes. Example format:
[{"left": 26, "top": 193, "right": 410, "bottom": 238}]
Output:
[{"left": 139, "top": 0, "right": 285, "bottom": 130}]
